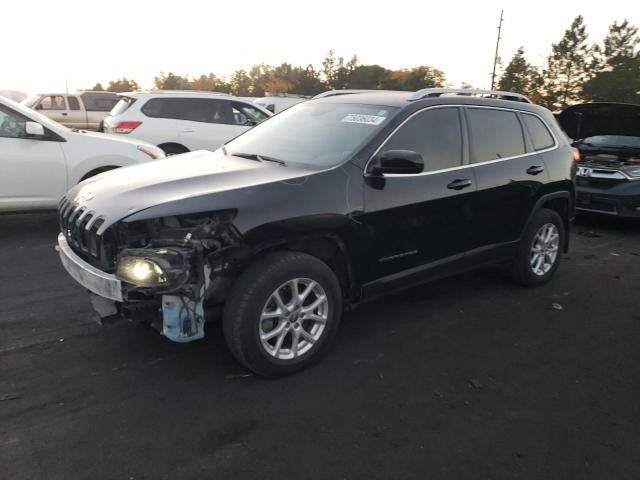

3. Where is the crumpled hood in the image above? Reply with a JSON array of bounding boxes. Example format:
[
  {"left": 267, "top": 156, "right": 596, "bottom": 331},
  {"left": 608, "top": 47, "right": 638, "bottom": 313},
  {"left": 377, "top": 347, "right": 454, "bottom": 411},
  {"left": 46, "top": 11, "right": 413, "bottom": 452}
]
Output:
[
  {"left": 557, "top": 102, "right": 640, "bottom": 139},
  {"left": 64, "top": 149, "right": 311, "bottom": 231}
]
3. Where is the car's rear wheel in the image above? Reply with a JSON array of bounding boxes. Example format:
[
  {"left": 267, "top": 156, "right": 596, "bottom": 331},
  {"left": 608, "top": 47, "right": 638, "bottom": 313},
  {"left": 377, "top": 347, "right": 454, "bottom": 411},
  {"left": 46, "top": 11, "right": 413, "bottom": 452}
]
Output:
[
  {"left": 509, "top": 208, "right": 564, "bottom": 287},
  {"left": 223, "top": 251, "right": 342, "bottom": 376}
]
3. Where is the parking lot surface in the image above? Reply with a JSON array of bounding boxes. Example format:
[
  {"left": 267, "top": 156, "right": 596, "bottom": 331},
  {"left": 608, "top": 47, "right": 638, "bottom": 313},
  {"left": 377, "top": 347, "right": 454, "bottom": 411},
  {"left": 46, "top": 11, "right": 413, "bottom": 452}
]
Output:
[{"left": 1, "top": 213, "right": 639, "bottom": 480}]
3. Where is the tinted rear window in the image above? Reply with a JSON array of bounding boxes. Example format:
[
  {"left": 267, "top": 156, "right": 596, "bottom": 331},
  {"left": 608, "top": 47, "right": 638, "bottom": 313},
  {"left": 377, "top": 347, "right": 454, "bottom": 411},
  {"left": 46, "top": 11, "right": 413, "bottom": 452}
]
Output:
[
  {"left": 141, "top": 98, "right": 182, "bottom": 119},
  {"left": 67, "top": 96, "right": 80, "bottom": 111},
  {"left": 521, "top": 113, "right": 555, "bottom": 151},
  {"left": 467, "top": 108, "right": 526, "bottom": 163},
  {"left": 81, "top": 92, "right": 119, "bottom": 111}
]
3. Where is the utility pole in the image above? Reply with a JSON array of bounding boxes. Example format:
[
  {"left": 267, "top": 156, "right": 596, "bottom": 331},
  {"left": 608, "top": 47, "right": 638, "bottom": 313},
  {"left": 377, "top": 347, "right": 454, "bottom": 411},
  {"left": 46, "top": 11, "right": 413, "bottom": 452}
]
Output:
[{"left": 490, "top": 9, "right": 504, "bottom": 90}]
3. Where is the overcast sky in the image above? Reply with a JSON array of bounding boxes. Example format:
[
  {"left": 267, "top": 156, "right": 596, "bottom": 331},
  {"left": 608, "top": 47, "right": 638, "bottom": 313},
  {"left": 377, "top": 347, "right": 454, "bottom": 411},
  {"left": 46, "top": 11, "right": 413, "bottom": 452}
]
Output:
[{"left": 4, "top": 0, "right": 639, "bottom": 94}]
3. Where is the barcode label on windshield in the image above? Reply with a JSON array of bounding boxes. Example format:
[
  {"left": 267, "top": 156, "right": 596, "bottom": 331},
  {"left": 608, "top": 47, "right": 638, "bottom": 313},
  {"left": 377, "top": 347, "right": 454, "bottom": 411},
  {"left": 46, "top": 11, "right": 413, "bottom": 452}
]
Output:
[{"left": 341, "top": 114, "right": 386, "bottom": 126}]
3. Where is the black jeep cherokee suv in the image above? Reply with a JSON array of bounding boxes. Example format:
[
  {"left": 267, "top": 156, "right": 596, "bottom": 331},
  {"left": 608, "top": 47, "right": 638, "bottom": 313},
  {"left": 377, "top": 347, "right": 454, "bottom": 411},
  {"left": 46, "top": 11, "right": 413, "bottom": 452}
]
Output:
[{"left": 56, "top": 88, "right": 575, "bottom": 376}]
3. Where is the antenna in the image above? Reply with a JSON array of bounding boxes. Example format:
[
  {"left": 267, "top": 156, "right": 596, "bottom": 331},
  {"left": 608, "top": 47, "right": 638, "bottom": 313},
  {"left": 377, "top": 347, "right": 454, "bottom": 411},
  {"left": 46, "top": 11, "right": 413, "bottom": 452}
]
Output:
[{"left": 490, "top": 9, "right": 504, "bottom": 90}]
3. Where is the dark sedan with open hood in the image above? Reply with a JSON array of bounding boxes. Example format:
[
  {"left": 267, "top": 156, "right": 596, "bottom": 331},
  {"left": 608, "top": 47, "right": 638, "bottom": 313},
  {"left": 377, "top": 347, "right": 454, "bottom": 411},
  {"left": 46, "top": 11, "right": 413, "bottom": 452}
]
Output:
[{"left": 557, "top": 102, "right": 640, "bottom": 217}]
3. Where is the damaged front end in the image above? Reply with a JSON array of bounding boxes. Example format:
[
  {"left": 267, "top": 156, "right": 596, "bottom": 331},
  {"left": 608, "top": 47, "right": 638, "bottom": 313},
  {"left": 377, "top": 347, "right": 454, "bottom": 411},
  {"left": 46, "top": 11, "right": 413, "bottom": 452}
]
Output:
[{"left": 110, "top": 210, "right": 245, "bottom": 342}]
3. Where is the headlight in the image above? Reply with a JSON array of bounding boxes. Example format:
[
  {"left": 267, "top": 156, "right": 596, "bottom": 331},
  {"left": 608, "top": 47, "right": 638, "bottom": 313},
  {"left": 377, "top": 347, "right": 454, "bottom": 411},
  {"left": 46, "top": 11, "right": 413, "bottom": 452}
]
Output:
[
  {"left": 137, "top": 144, "right": 165, "bottom": 160},
  {"left": 116, "top": 248, "right": 190, "bottom": 289},
  {"left": 117, "top": 257, "right": 167, "bottom": 287}
]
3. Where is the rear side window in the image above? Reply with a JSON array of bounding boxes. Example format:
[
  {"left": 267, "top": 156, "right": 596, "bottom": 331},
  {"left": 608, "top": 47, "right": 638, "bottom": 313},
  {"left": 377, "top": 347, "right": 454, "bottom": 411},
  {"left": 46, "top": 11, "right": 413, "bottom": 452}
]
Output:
[
  {"left": 178, "top": 98, "right": 234, "bottom": 124},
  {"left": 81, "top": 92, "right": 119, "bottom": 112},
  {"left": 141, "top": 98, "right": 182, "bottom": 119},
  {"left": 521, "top": 113, "right": 555, "bottom": 151},
  {"left": 467, "top": 108, "right": 526, "bottom": 163},
  {"left": 381, "top": 107, "right": 463, "bottom": 172},
  {"left": 67, "top": 96, "right": 80, "bottom": 111},
  {"left": 110, "top": 96, "right": 136, "bottom": 116}
]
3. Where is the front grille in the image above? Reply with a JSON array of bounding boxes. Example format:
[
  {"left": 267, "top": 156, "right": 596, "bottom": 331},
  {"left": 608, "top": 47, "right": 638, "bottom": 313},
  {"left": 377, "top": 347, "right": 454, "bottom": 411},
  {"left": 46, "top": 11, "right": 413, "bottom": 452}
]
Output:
[{"left": 57, "top": 197, "right": 116, "bottom": 271}]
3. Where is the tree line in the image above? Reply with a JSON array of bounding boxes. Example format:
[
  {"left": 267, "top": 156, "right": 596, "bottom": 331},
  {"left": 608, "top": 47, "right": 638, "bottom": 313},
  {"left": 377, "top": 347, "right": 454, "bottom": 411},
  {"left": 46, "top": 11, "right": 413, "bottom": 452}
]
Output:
[
  {"left": 498, "top": 16, "right": 639, "bottom": 109},
  {"left": 90, "top": 16, "right": 640, "bottom": 110}
]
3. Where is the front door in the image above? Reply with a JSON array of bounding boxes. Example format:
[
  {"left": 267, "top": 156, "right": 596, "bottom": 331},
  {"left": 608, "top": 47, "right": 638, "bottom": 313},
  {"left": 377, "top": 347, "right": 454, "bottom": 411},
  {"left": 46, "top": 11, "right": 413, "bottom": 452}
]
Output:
[
  {"left": 35, "top": 95, "right": 68, "bottom": 125},
  {"left": 0, "top": 104, "right": 67, "bottom": 211},
  {"left": 177, "top": 98, "right": 241, "bottom": 151},
  {"left": 360, "top": 107, "right": 476, "bottom": 296}
]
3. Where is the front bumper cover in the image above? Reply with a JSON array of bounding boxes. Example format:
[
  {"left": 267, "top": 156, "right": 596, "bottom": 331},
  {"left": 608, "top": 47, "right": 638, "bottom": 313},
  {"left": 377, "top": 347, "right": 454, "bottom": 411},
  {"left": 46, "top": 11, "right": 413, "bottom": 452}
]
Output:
[{"left": 56, "top": 233, "right": 123, "bottom": 301}]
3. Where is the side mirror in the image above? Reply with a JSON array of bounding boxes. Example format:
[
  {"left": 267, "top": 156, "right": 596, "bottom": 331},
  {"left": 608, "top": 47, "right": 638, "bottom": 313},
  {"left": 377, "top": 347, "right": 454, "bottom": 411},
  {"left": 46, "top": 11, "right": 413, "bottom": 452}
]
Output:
[
  {"left": 25, "top": 121, "right": 45, "bottom": 137},
  {"left": 375, "top": 150, "right": 424, "bottom": 175}
]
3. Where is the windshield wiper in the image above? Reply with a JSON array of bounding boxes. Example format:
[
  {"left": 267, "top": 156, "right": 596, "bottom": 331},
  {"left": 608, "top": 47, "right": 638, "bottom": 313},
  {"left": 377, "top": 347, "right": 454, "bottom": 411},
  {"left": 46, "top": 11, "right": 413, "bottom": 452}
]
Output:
[{"left": 231, "top": 152, "right": 286, "bottom": 166}]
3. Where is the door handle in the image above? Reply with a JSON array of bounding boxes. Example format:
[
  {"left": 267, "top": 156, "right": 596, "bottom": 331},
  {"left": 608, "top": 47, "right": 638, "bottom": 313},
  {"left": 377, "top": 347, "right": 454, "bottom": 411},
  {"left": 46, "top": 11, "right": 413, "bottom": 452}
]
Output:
[
  {"left": 447, "top": 179, "right": 473, "bottom": 190},
  {"left": 526, "top": 165, "right": 545, "bottom": 175},
  {"left": 61, "top": 112, "right": 68, "bottom": 116},
  {"left": 182, "top": 128, "right": 194, "bottom": 133}
]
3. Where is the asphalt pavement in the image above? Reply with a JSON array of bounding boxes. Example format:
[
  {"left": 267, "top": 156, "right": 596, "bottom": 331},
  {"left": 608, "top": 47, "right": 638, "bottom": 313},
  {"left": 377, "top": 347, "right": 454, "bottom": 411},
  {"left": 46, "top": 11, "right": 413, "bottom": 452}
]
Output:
[{"left": 1, "top": 212, "right": 639, "bottom": 480}]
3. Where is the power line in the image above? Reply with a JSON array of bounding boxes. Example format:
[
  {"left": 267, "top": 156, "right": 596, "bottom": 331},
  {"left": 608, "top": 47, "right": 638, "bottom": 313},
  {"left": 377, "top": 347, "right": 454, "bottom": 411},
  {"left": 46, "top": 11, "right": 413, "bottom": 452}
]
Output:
[{"left": 490, "top": 9, "right": 504, "bottom": 90}]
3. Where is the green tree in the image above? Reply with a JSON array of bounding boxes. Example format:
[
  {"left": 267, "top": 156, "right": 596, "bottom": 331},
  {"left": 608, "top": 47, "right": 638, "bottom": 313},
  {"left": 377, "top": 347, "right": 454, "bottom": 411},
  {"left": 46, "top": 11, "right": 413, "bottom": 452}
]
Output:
[
  {"left": 292, "top": 65, "right": 324, "bottom": 96},
  {"left": 247, "top": 64, "right": 272, "bottom": 96},
  {"left": 154, "top": 72, "right": 191, "bottom": 90},
  {"left": 498, "top": 47, "right": 544, "bottom": 103},
  {"left": 542, "top": 16, "right": 595, "bottom": 110},
  {"left": 190, "top": 73, "right": 231, "bottom": 93},
  {"left": 349, "top": 64, "right": 388, "bottom": 89},
  {"left": 380, "top": 66, "right": 445, "bottom": 90},
  {"left": 230, "top": 69, "right": 253, "bottom": 96},
  {"left": 582, "top": 20, "right": 640, "bottom": 103},
  {"left": 91, "top": 82, "right": 104, "bottom": 91},
  {"left": 106, "top": 77, "right": 139, "bottom": 93}
]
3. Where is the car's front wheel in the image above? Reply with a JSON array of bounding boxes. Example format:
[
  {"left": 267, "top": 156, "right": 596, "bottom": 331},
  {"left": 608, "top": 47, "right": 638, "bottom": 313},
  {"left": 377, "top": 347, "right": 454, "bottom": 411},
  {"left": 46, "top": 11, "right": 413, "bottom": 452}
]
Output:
[{"left": 223, "top": 251, "right": 342, "bottom": 376}]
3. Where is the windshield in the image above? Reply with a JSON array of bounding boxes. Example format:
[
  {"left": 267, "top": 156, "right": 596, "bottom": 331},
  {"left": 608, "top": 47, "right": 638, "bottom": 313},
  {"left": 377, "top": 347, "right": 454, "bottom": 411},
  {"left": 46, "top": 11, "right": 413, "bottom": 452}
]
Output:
[
  {"left": 110, "top": 96, "right": 136, "bottom": 116},
  {"left": 581, "top": 135, "right": 640, "bottom": 148},
  {"left": 226, "top": 101, "right": 399, "bottom": 169}
]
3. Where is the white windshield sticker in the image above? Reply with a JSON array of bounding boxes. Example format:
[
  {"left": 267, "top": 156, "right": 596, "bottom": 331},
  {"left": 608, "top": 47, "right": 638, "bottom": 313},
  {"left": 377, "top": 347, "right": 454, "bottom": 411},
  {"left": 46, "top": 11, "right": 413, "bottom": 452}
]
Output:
[{"left": 341, "top": 114, "right": 386, "bottom": 126}]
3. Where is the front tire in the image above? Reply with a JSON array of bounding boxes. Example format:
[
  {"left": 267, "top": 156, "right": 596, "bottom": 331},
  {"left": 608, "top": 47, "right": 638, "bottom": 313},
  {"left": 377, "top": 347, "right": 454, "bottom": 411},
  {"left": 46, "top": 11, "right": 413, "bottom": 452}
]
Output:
[
  {"left": 509, "top": 208, "right": 565, "bottom": 287},
  {"left": 223, "top": 251, "right": 342, "bottom": 376}
]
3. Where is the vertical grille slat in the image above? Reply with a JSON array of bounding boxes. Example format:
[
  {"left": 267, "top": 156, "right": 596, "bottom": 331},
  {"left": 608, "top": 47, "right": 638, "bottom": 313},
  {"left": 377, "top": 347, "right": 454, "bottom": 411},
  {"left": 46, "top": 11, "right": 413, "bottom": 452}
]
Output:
[{"left": 57, "top": 197, "right": 116, "bottom": 271}]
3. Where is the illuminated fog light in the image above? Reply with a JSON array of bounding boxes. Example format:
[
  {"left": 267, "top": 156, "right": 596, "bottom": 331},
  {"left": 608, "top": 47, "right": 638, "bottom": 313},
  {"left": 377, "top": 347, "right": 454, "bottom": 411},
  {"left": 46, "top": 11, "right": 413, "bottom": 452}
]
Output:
[{"left": 117, "top": 257, "right": 167, "bottom": 287}]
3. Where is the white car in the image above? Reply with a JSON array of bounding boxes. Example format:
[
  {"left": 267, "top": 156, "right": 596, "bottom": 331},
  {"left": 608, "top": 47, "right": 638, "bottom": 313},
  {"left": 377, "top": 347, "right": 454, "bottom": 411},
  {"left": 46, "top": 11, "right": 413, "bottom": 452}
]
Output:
[
  {"left": 0, "top": 97, "right": 165, "bottom": 212},
  {"left": 253, "top": 95, "right": 308, "bottom": 113},
  {"left": 103, "top": 91, "right": 273, "bottom": 155}
]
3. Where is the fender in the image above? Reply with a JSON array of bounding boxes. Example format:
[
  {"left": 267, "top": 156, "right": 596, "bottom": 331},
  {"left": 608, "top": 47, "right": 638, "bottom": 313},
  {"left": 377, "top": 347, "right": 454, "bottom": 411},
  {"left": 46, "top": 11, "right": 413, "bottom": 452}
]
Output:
[{"left": 523, "top": 191, "right": 574, "bottom": 252}]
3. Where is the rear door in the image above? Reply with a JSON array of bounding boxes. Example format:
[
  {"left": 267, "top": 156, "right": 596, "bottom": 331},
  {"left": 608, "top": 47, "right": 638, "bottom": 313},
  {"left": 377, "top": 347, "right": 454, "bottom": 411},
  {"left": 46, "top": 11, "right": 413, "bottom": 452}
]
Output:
[
  {"left": 0, "top": 104, "right": 67, "bottom": 211},
  {"left": 64, "top": 95, "right": 87, "bottom": 129},
  {"left": 177, "top": 98, "right": 240, "bottom": 151},
  {"left": 361, "top": 107, "right": 476, "bottom": 294},
  {"left": 465, "top": 107, "right": 553, "bottom": 261}
]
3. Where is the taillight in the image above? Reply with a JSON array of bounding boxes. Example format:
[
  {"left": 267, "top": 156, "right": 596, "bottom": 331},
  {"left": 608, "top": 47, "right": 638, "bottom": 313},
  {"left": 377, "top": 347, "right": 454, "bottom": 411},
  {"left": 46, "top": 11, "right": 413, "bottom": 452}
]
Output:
[
  {"left": 113, "top": 121, "right": 141, "bottom": 134},
  {"left": 572, "top": 147, "right": 581, "bottom": 162}
]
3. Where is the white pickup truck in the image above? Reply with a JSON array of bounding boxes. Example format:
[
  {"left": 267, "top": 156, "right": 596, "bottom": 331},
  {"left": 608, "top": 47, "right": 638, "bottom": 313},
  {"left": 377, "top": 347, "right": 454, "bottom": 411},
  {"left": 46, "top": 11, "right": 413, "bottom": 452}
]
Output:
[{"left": 22, "top": 91, "right": 119, "bottom": 131}]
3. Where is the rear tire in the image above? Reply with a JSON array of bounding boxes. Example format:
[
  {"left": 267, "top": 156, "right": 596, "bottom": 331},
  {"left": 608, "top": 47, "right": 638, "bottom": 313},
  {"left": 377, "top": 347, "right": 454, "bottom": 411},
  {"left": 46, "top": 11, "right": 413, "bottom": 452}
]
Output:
[
  {"left": 509, "top": 208, "right": 565, "bottom": 287},
  {"left": 223, "top": 251, "right": 342, "bottom": 376}
]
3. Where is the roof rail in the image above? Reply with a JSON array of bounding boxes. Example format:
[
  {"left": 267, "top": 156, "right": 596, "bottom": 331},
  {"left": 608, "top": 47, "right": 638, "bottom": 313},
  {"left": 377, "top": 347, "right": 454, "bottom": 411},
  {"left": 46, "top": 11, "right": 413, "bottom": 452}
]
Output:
[
  {"left": 312, "top": 89, "right": 406, "bottom": 99},
  {"left": 144, "top": 90, "right": 231, "bottom": 96},
  {"left": 409, "top": 88, "right": 531, "bottom": 103}
]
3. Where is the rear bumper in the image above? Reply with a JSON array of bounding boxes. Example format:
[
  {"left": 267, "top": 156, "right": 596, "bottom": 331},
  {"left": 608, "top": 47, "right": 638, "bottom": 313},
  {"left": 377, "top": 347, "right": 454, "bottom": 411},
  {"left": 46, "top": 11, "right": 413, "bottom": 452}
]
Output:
[
  {"left": 576, "top": 184, "right": 640, "bottom": 218},
  {"left": 56, "top": 233, "right": 123, "bottom": 301}
]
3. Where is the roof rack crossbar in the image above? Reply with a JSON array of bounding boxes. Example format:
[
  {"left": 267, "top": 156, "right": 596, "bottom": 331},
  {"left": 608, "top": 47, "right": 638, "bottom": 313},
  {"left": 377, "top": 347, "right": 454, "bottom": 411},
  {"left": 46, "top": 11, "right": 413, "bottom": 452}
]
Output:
[{"left": 409, "top": 88, "right": 531, "bottom": 103}]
